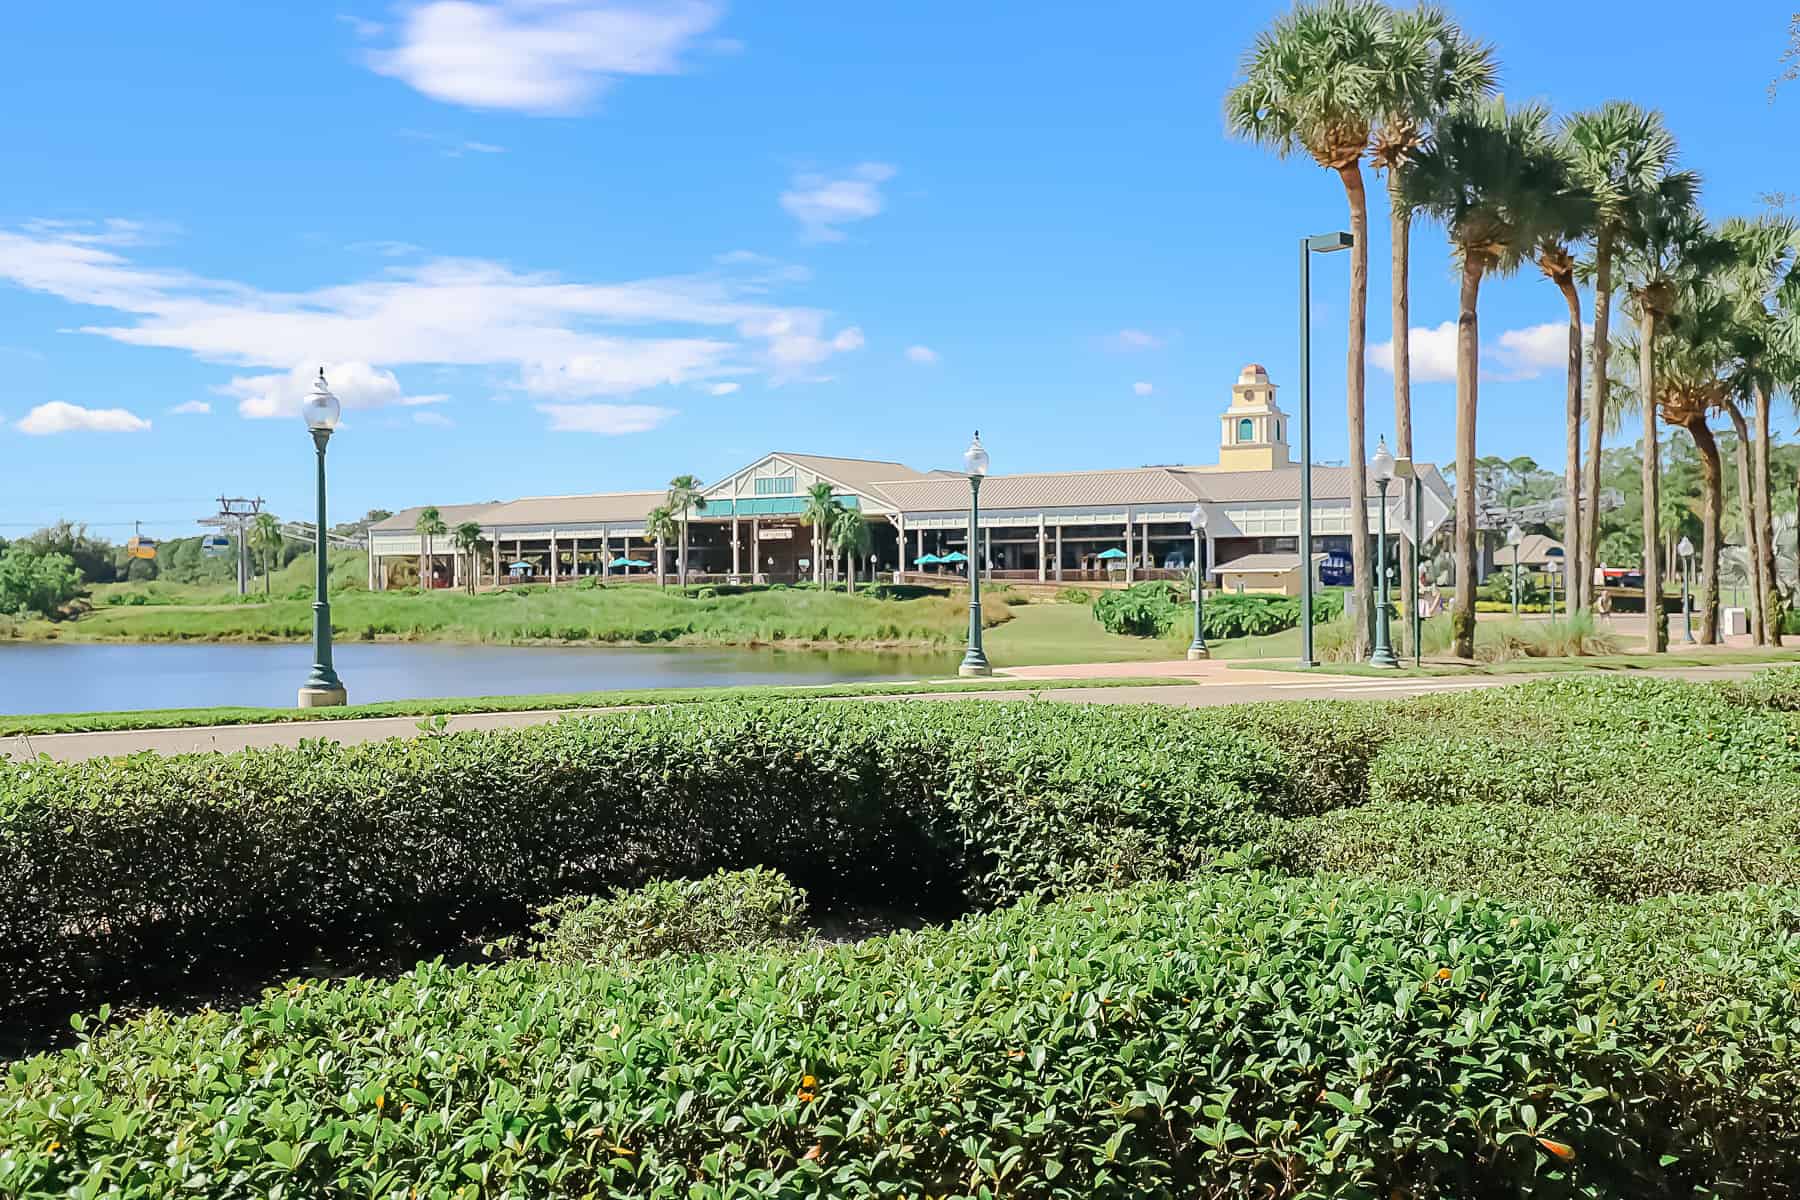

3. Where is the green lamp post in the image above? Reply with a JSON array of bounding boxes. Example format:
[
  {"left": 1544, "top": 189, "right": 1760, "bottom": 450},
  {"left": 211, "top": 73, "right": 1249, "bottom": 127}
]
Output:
[
  {"left": 1186, "top": 503, "right": 1209, "bottom": 660},
  {"left": 298, "top": 369, "right": 347, "bottom": 707},
  {"left": 1298, "top": 230, "right": 1354, "bottom": 668},
  {"left": 958, "top": 430, "right": 992, "bottom": 677},
  {"left": 1367, "top": 436, "right": 1398, "bottom": 668},
  {"left": 1678, "top": 535, "right": 1695, "bottom": 643}
]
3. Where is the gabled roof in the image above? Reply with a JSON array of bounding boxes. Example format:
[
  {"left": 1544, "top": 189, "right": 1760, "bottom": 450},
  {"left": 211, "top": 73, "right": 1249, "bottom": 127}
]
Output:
[
  {"left": 371, "top": 502, "right": 504, "bottom": 533},
  {"left": 702, "top": 451, "right": 934, "bottom": 509},
  {"left": 1211, "top": 552, "right": 1327, "bottom": 575}
]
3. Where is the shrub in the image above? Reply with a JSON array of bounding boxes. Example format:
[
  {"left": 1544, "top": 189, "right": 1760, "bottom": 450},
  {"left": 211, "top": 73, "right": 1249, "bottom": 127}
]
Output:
[
  {"left": 1055, "top": 585, "right": 1093, "bottom": 604},
  {"left": 1091, "top": 581, "right": 1180, "bottom": 635},
  {"left": 3, "top": 875, "right": 1795, "bottom": 1197},
  {"left": 999, "top": 590, "right": 1031, "bottom": 606},
  {"left": 528, "top": 867, "right": 808, "bottom": 964}
]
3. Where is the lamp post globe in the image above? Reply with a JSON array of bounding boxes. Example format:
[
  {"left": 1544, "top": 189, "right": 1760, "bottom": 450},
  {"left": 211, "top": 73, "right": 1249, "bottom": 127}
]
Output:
[
  {"left": 1677, "top": 535, "right": 1696, "bottom": 643},
  {"left": 1186, "top": 503, "right": 1209, "bottom": 660},
  {"left": 298, "top": 368, "right": 347, "bottom": 707},
  {"left": 1367, "top": 436, "right": 1398, "bottom": 668},
  {"left": 958, "top": 431, "right": 992, "bottom": 677}
]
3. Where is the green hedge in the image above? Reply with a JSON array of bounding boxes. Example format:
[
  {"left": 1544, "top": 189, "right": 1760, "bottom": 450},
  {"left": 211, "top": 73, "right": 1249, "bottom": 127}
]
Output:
[
  {"left": 1092, "top": 583, "right": 1345, "bottom": 639},
  {"left": 4, "top": 875, "right": 1796, "bottom": 1197}
]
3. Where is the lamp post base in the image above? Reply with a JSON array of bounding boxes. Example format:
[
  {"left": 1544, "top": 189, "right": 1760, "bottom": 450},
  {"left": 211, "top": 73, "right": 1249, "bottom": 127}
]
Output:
[
  {"left": 1367, "top": 648, "right": 1399, "bottom": 669},
  {"left": 1186, "top": 644, "right": 1210, "bottom": 661},
  {"left": 958, "top": 661, "right": 993, "bottom": 677},
  {"left": 297, "top": 685, "right": 348, "bottom": 709}
]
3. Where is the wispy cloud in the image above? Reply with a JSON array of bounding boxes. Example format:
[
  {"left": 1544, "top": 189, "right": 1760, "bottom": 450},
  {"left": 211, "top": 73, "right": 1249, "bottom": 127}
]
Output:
[
  {"left": 905, "top": 344, "right": 939, "bottom": 366},
  {"left": 169, "top": 400, "right": 211, "bottom": 415},
  {"left": 708, "top": 381, "right": 740, "bottom": 395},
  {"left": 1105, "top": 328, "right": 1163, "bottom": 352},
  {"left": 338, "top": 13, "right": 384, "bottom": 39},
  {"left": 536, "top": 402, "right": 675, "bottom": 433},
  {"left": 1133, "top": 381, "right": 1153, "bottom": 396},
  {"left": 781, "top": 163, "right": 896, "bottom": 242},
  {"left": 17, "top": 401, "right": 151, "bottom": 435},
  {"left": 369, "top": 1, "right": 724, "bottom": 115},
  {"left": 0, "top": 221, "right": 868, "bottom": 432},
  {"left": 413, "top": 409, "right": 454, "bottom": 427},
  {"left": 399, "top": 129, "right": 508, "bottom": 158},
  {"left": 1373, "top": 321, "right": 1588, "bottom": 383}
]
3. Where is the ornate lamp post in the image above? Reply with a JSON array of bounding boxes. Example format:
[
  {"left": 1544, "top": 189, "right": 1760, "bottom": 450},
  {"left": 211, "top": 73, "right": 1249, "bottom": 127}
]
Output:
[
  {"left": 1506, "top": 522, "right": 1524, "bottom": 619},
  {"left": 1368, "top": 436, "right": 1398, "bottom": 668},
  {"left": 1298, "top": 230, "right": 1354, "bottom": 668},
  {"left": 1678, "top": 534, "right": 1695, "bottom": 643},
  {"left": 298, "top": 369, "right": 347, "bottom": 707},
  {"left": 1186, "top": 503, "right": 1208, "bottom": 660},
  {"left": 958, "top": 431, "right": 992, "bottom": 677}
]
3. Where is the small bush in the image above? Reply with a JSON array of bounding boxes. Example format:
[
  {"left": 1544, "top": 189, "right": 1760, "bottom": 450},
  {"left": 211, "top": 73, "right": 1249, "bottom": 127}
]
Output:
[
  {"left": 1055, "top": 586, "right": 1093, "bottom": 604},
  {"left": 529, "top": 867, "right": 807, "bottom": 964},
  {"left": 1091, "top": 581, "right": 1181, "bottom": 635}
]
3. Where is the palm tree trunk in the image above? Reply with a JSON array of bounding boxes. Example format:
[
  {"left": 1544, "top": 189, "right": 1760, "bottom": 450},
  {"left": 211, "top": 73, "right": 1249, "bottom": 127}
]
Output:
[
  {"left": 1338, "top": 163, "right": 1373, "bottom": 656},
  {"left": 1555, "top": 275, "right": 1583, "bottom": 614},
  {"left": 656, "top": 537, "right": 666, "bottom": 588},
  {"left": 677, "top": 517, "right": 688, "bottom": 587},
  {"left": 1389, "top": 174, "right": 1415, "bottom": 652},
  {"left": 1754, "top": 382, "right": 1782, "bottom": 644},
  {"left": 1721, "top": 399, "right": 1763, "bottom": 643},
  {"left": 1581, "top": 236, "right": 1613, "bottom": 612},
  {"left": 1682, "top": 415, "right": 1722, "bottom": 644},
  {"left": 1451, "top": 256, "right": 1484, "bottom": 660},
  {"left": 1639, "top": 311, "right": 1665, "bottom": 653},
  {"left": 847, "top": 551, "right": 856, "bottom": 596}
]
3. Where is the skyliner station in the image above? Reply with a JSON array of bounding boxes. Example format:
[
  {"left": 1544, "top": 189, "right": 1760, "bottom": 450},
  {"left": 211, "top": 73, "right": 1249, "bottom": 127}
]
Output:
[{"left": 368, "top": 365, "right": 1452, "bottom": 593}]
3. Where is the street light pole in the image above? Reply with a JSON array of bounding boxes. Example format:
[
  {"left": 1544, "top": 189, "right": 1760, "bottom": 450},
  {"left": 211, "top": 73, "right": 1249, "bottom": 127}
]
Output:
[
  {"left": 1298, "top": 231, "right": 1352, "bottom": 669},
  {"left": 1368, "top": 437, "right": 1398, "bottom": 668},
  {"left": 299, "top": 369, "right": 347, "bottom": 707},
  {"left": 1506, "top": 522, "right": 1524, "bottom": 619},
  {"left": 959, "top": 431, "right": 992, "bottom": 677},
  {"left": 1187, "top": 503, "right": 1208, "bottom": 660},
  {"left": 1678, "top": 535, "right": 1695, "bottom": 643}
]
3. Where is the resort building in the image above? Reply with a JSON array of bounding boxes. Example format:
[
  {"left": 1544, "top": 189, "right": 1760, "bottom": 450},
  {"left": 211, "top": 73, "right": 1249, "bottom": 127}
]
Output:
[{"left": 367, "top": 364, "right": 1452, "bottom": 590}]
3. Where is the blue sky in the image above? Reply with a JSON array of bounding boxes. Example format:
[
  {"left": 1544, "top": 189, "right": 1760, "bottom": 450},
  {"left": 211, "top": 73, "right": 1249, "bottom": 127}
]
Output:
[{"left": 1, "top": 1, "right": 1794, "bottom": 538}]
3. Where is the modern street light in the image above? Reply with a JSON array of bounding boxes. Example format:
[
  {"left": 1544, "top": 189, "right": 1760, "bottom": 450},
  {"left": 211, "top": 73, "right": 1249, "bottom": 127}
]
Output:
[
  {"left": 298, "top": 369, "right": 347, "bottom": 707},
  {"left": 1367, "top": 436, "right": 1398, "bottom": 668},
  {"left": 1392, "top": 455, "right": 1421, "bottom": 667},
  {"left": 1678, "top": 534, "right": 1695, "bottom": 643},
  {"left": 1298, "top": 230, "right": 1353, "bottom": 668},
  {"left": 1506, "top": 522, "right": 1525, "bottom": 619},
  {"left": 1187, "top": 503, "right": 1209, "bottom": 661},
  {"left": 959, "top": 430, "right": 992, "bottom": 677}
]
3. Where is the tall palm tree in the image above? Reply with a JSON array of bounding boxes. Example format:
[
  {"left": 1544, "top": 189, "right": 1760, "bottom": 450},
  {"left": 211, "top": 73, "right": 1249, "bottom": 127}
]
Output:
[
  {"left": 1367, "top": 6, "right": 1496, "bottom": 632},
  {"left": 414, "top": 506, "right": 446, "bottom": 590},
  {"left": 800, "top": 482, "right": 840, "bottom": 592},
  {"left": 830, "top": 508, "right": 871, "bottom": 595},
  {"left": 1227, "top": 0, "right": 1393, "bottom": 652},
  {"left": 1615, "top": 169, "right": 1709, "bottom": 652},
  {"left": 452, "top": 521, "right": 485, "bottom": 594},
  {"left": 1563, "top": 102, "right": 1681, "bottom": 610},
  {"left": 1534, "top": 135, "right": 1599, "bottom": 610},
  {"left": 664, "top": 474, "right": 707, "bottom": 587},
  {"left": 250, "top": 512, "right": 283, "bottom": 600},
  {"left": 1402, "top": 98, "right": 1569, "bottom": 658},
  {"left": 644, "top": 506, "right": 677, "bottom": 589}
]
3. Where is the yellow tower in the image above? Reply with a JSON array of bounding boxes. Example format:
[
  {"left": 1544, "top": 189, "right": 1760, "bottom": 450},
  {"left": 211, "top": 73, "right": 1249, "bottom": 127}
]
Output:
[{"left": 1216, "top": 363, "right": 1292, "bottom": 471}]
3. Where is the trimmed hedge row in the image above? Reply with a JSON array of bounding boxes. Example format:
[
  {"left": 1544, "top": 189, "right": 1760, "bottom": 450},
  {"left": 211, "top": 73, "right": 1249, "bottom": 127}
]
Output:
[
  {"left": 5, "top": 674, "right": 1800, "bottom": 1019},
  {"left": 4, "top": 875, "right": 1796, "bottom": 1198}
]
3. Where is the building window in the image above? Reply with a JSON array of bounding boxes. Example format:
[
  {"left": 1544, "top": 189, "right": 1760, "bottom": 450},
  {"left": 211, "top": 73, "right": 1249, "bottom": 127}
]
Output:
[
  {"left": 1238, "top": 417, "right": 1254, "bottom": 443},
  {"left": 1275, "top": 420, "right": 1282, "bottom": 441},
  {"left": 754, "top": 476, "right": 796, "bottom": 496}
]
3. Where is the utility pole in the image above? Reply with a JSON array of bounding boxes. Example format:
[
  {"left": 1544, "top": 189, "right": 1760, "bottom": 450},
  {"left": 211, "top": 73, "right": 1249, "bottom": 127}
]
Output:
[{"left": 199, "top": 496, "right": 265, "bottom": 596}]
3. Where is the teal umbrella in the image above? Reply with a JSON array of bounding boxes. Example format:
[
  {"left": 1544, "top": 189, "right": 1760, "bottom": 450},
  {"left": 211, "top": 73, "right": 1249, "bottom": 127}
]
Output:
[
  {"left": 1096, "top": 548, "right": 1128, "bottom": 561},
  {"left": 915, "top": 553, "right": 942, "bottom": 564},
  {"left": 940, "top": 550, "right": 968, "bottom": 563},
  {"left": 608, "top": 557, "right": 632, "bottom": 568}
]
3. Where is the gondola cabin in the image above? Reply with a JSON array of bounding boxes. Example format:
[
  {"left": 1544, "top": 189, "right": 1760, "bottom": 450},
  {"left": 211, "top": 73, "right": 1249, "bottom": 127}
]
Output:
[
  {"left": 125, "top": 534, "right": 158, "bottom": 561},
  {"left": 201, "top": 534, "right": 231, "bottom": 558}
]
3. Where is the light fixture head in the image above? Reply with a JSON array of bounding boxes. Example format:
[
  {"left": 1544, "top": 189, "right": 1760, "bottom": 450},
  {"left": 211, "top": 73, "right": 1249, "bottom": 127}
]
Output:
[
  {"left": 1188, "top": 503, "right": 1207, "bottom": 533},
  {"left": 1506, "top": 522, "right": 1524, "bottom": 545},
  {"left": 963, "top": 430, "right": 989, "bottom": 478},
  {"left": 1677, "top": 535, "right": 1694, "bottom": 557},
  {"left": 1370, "top": 435, "right": 1395, "bottom": 483},
  {"left": 302, "top": 368, "right": 341, "bottom": 433},
  {"left": 1306, "top": 231, "right": 1354, "bottom": 253}
]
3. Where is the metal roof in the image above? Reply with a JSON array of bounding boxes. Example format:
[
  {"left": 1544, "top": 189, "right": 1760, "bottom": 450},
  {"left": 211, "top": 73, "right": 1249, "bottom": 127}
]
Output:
[
  {"left": 371, "top": 502, "right": 504, "bottom": 533},
  {"left": 1211, "top": 552, "right": 1327, "bottom": 575},
  {"left": 481, "top": 491, "right": 664, "bottom": 528}
]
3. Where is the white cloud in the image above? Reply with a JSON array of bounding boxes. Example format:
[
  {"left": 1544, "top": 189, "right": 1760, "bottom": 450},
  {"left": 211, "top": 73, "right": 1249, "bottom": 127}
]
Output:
[
  {"left": 399, "top": 129, "right": 507, "bottom": 157},
  {"left": 1106, "top": 328, "right": 1162, "bottom": 352},
  {"left": 169, "top": 400, "right": 211, "bottom": 415},
  {"left": 339, "top": 13, "right": 384, "bottom": 38},
  {"left": 219, "top": 361, "right": 449, "bottom": 419},
  {"left": 1133, "top": 381, "right": 1153, "bottom": 396},
  {"left": 17, "top": 401, "right": 151, "bottom": 435},
  {"left": 781, "top": 163, "right": 896, "bottom": 241},
  {"left": 536, "top": 402, "right": 675, "bottom": 433},
  {"left": 708, "top": 381, "right": 740, "bottom": 395},
  {"left": 0, "top": 222, "right": 866, "bottom": 413},
  {"left": 370, "top": 0, "right": 723, "bottom": 114},
  {"left": 413, "top": 410, "right": 454, "bottom": 426},
  {"left": 905, "top": 344, "right": 939, "bottom": 365},
  {"left": 1373, "top": 321, "right": 1591, "bottom": 384}
]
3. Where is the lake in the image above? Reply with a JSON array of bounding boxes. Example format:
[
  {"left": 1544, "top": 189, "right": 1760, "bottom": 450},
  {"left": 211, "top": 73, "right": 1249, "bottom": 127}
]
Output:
[{"left": 0, "top": 642, "right": 952, "bottom": 715}]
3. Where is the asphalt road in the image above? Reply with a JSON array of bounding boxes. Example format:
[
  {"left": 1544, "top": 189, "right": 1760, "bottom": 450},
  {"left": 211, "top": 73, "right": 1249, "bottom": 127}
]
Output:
[{"left": 0, "top": 662, "right": 1780, "bottom": 763}]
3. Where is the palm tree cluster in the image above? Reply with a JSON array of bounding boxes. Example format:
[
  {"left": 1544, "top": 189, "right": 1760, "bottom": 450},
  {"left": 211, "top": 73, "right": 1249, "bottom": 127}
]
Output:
[{"left": 1228, "top": 2, "right": 1798, "bottom": 656}]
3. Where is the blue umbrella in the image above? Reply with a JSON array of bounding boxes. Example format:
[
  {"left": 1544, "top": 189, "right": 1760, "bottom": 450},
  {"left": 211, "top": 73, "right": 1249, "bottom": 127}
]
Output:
[{"left": 940, "top": 550, "right": 968, "bottom": 563}]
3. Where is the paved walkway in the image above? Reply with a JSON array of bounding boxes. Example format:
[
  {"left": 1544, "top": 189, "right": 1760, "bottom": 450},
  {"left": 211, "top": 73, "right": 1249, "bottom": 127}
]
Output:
[{"left": 2, "top": 660, "right": 1785, "bottom": 764}]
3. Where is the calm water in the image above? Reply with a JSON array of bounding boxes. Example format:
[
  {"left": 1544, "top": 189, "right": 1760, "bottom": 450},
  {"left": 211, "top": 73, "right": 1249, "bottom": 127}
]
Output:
[{"left": 0, "top": 642, "right": 952, "bottom": 715}]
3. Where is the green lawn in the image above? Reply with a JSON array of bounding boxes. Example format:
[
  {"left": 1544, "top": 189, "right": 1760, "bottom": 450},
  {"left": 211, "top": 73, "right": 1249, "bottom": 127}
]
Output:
[{"left": 981, "top": 601, "right": 1193, "bottom": 664}]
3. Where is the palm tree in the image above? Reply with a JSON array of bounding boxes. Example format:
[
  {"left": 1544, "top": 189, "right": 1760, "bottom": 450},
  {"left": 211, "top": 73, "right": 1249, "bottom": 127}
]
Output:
[
  {"left": 1615, "top": 168, "right": 1708, "bottom": 652},
  {"left": 1367, "top": 6, "right": 1496, "bottom": 627},
  {"left": 1563, "top": 103, "right": 1681, "bottom": 610},
  {"left": 644, "top": 506, "right": 677, "bottom": 589},
  {"left": 1402, "top": 98, "right": 1569, "bottom": 658},
  {"left": 249, "top": 512, "right": 283, "bottom": 600},
  {"left": 664, "top": 474, "right": 707, "bottom": 587},
  {"left": 452, "top": 521, "right": 485, "bottom": 594},
  {"left": 830, "top": 508, "right": 872, "bottom": 595},
  {"left": 800, "top": 481, "right": 840, "bottom": 592},
  {"left": 414, "top": 506, "right": 447, "bottom": 590},
  {"left": 1227, "top": 0, "right": 1393, "bottom": 652}
]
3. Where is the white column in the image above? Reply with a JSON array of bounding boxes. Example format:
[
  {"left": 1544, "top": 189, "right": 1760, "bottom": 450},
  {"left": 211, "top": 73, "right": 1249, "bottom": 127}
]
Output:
[
  {"left": 1125, "top": 511, "right": 1135, "bottom": 584},
  {"left": 732, "top": 514, "right": 741, "bottom": 578},
  {"left": 1037, "top": 514, "right": 1047, "bottom": 582},
  {"left": 601, "top": 529, "right": 610, "bottom": 577},
  {"left": 368, "top": 549, "right": 377, "bottom": 591},
  {"left": 550, "top": 531, "right": 559, "bottom": 586},
  {"left": 453, "top": 546, "right": 463, "bottom": 590},
  {"left": 491, "top": 538, "right": 500, "bottom": 586},
  {"left": 1055, "top": 524, "right": 1064, "bottom": 583},
  {"left": 893, "top": 511, "right": 905, "bottom": 582}
]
